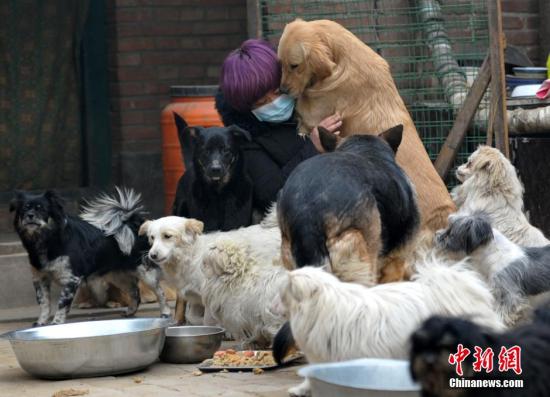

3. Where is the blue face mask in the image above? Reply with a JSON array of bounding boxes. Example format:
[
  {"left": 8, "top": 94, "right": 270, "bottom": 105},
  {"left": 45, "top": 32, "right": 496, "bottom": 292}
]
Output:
[{"left": 251, "top": 94, "right": 295, "bottom": 123}]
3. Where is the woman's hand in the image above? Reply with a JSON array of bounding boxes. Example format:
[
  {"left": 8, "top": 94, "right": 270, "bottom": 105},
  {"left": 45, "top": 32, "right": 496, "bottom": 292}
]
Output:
[{"left": 310, "top": 113, "right": 342, "bottom": 153}]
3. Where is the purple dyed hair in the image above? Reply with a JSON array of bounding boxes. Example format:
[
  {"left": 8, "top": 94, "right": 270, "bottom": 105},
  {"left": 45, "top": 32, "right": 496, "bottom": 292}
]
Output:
[{"left": 220, "top": 39, "right": 282, "bottom": 112}]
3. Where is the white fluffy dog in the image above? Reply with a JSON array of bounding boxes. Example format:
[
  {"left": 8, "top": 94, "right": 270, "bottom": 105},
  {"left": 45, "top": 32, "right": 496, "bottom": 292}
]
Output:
[
  {"left": 138, "top": 215, "right": 281, "bottom": 325},
  {"left": 452, "top": 145, "right": 549, "bottom": 247},
  {"left": 278, "top": 260, "right": 504, "bottom": 397},
  {"left": 202, "top": 239, "right": 287, "bottom": 348}
]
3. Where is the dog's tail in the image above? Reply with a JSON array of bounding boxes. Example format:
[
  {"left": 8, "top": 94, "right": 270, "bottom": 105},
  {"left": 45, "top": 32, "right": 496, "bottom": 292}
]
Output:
[
  {"left": 292, "top": 225, "right": 331, "bottom": 269},
  {"left": 272, "top": 321, "right": 296, "bottom": 365},
  {"left": 80, "top": 187, "right": 145, "bottom": 255},
  {"left": 260, "top": 204, "right": 278, "bottom": 228}
]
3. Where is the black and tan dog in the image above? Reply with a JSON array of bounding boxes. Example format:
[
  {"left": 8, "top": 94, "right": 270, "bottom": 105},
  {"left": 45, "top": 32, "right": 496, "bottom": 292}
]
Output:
[{"left": 277, "top": 124, "right": 419, "bottom": 286}]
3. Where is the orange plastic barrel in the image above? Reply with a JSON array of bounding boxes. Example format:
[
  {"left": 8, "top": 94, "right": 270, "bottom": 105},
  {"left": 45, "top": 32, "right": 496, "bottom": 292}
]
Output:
[{"left": 161, "top": 85, "right": 223, "bottom": 215}]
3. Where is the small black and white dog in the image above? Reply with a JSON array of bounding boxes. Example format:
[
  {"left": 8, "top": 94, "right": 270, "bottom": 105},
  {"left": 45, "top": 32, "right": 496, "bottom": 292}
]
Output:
[
  {"left": 436, "top": 212, "right": 550, "bottom": 326},
  {"left": 10, "top": 188, "right": 171, "bottom": 326},
  {"left": 172, "top": 113, "right": 254, "bottom": 232},
  {"left": 410, "top": 305, "right": 550, "bottom": 397}
]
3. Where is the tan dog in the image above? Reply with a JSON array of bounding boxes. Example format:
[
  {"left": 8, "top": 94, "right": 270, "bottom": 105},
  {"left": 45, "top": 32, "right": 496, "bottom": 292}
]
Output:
[{"left": 278, "top": 19, "right": 455, "bottom": 232}]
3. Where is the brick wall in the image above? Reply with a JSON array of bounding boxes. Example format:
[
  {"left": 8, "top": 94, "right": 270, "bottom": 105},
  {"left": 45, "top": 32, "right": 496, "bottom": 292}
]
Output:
[
  {"left": 105, "top": 0, "right": 247, "bottom": 216},
  {"left": 502, "top": 0, "right": 541, "bottom": 64},
  {"left": 103, "top": 0, "right": 544, "bottom": 216}
]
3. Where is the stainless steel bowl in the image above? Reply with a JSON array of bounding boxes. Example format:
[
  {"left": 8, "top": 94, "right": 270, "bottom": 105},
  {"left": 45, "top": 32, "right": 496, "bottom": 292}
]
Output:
[
  {"left": 2, "top": 317, "right": 170, "bottom": 379},
  {"left": 299, "top": 358, "right": 421, "bottom": 397},
  {"left": 160, "top": 326, "right": 224, "bottom": 364}
]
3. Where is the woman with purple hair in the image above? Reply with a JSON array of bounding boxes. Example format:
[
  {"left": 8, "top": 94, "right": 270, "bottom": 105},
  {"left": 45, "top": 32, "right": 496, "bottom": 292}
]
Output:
[{"left": 216, "top": 39, "right": 341, "bottom": 215}]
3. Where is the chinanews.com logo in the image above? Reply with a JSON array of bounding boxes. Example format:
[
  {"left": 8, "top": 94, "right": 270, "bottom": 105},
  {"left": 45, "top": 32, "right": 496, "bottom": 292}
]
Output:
[{"left": 447, "top": 344, "right": 524, "bottom": 389}]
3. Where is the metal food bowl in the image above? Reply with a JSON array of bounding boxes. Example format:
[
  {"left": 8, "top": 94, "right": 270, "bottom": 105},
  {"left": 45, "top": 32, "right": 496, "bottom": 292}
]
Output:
[
  {"left": 160, "top": 326, "right": 225, "bottom": 364},
  {"left": 299, "top": 358, "right": 421, "bottom": 397},
  {"left": 1, "top": 317, "right": 170, "bottom": 379}
]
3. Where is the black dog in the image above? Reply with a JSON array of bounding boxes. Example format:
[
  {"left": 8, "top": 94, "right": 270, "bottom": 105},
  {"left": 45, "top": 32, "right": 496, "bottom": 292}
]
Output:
[
  {"left": 10, "top": 188, "right": 171, "bottom": 326},
  {"left": 410, "top": 305, "right": 550, "bottom": 397},
  {"left": 172, "top": 113, "right": 254, "bottom": 232},
  {"left": 274, "top": 124, "right": 419, "bottom": 364}
]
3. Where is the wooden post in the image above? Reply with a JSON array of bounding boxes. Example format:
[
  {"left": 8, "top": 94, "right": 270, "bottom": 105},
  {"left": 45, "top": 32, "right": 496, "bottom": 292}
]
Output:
[
  {"left": 488, "top": 0, "right": 509, "bottom": 157},
  {"left": 246, "top": 0, "right": 262, "bottom": 38},
  {"left": 434, "top": 56, "right": 491, "bottom": 179},
  {"left": 540, "top": 0, "right": 550, "bottom": 63}
]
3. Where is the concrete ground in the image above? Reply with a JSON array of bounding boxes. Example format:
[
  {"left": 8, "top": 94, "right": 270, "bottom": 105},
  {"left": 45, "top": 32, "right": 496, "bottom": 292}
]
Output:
[{"left": 0, "top": 306, "right": 304, "bottom": 397}]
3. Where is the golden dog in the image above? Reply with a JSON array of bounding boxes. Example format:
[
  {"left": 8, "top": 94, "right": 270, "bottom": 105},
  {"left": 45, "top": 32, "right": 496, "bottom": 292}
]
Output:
[{"left": 278, "top": 19, "right": 455, "bottom": 233}]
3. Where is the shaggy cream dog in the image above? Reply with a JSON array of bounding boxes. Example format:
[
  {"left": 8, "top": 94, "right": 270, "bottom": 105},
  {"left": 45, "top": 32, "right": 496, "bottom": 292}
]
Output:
[
  {"left": 452, "top": 145, "right": 549, "bottom": 247},
  {"left": 138, "top": 215, "right": 281, "bottom": 324},
  {"left": 277, "top": 261, "right": 504, "bottom": 397},
  {"left": 202, "top": 239, "right": 287, "bottom": 348}
]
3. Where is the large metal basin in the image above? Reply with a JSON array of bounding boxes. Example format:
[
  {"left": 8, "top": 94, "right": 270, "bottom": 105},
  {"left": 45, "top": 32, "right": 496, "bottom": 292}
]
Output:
[
  {"left": 299, "top": 358, "right": 421, "bottom": 397},
  {"left": 2, "top": 318, "right": 170, "bottom": 379}
]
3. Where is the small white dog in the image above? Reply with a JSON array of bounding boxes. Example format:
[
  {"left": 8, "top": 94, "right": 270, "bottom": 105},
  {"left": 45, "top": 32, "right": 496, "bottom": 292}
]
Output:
[
  {"left": 277, "top": 261, "right": 503, "bottom": 397},
  {"left": 436, "top": 212, "right": 550, "bottom": 326},
  {"left": 452, "top": 145, "right": 549, "bottom": 247},
  {"left": 202, "top": 239, "right": 287, "bottom": 348},
  {"left": 138, "top": 215, "right": 282, "bottom": 325}
]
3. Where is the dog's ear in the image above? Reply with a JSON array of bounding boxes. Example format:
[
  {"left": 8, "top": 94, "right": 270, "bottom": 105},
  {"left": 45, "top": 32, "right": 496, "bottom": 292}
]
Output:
[
  {"left": 9, "top": 190, "right": 25, "bottom": 213},
  {"left": 8, "top": 198, "right": 17, "bottom": 213},
  {"left": 138, "top": 220, "right": 151, "bottom": 237},
  {"left": 317, "top": 126, "right": 338, "bottom": 152},
  {"left": 174, "top": 112, "right": 203, "bottom": 166},
  {"left": 471, "top": 147, "right": 493, "bottom": 172},
  {"left": 307, "top": 41, "right": 336, "bottom": 83},
  {"left": 287, "top": 272, "right": 319, "bottom": 301},
  {"left": 185, "top": 219, "right": 204, "bottom": 239},
  {"left": 173, "top": 112, "right": 188, "bottom": 132},
  {"left": 286, "top": 274, "right": 302, "bottom": 302},
  {"left": 227, "top": 125, "right": 252, "bottom": 142},
  {"left": 438, "top": 329, "right": 461, "bottom": 349},
  {"left": 44, "top": 190, "right": 65, "bottom": 210},
  {"left": 464, "top": 214, "right": 494, "bottom": 254},
  {"left": 378, "top": 124, "right": 403, "bottom": 153},
  {"left": 44, "top": 190, "right": 66, "bottom": 225},
  {"left": 473, "top": 147, "right": 510, "bottom": 185},
  {"left": 444, "top": 214, "right": 494, "bottom": 254}
]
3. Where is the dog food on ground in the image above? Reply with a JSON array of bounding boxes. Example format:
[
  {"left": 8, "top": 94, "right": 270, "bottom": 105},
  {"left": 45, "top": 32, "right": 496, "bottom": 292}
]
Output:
[{"left": 211, "top": 350, "right": 276, "bottom": 367}]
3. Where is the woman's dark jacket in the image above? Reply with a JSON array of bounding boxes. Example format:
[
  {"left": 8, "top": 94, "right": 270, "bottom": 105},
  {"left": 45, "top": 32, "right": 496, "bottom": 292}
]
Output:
[{"left": 215, "top": 90, "right": 318, "bottom": 214}]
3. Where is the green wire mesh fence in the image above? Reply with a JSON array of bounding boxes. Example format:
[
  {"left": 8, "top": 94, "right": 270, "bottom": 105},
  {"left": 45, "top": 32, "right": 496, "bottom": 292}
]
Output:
[{"left": 260, "top": 0, "right": 490, "bottom": 187}]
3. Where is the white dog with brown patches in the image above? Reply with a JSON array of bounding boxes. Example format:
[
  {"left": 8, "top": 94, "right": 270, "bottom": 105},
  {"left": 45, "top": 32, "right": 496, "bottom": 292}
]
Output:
[
  {"left": 138, "top": 215, "right": 281, "bottom": 326},
  {"left": 452, "top": 145, "right": 549, "bottom": 247},
  {"left": 278, "top": 260, "right": 504, "bottom": 397}
]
